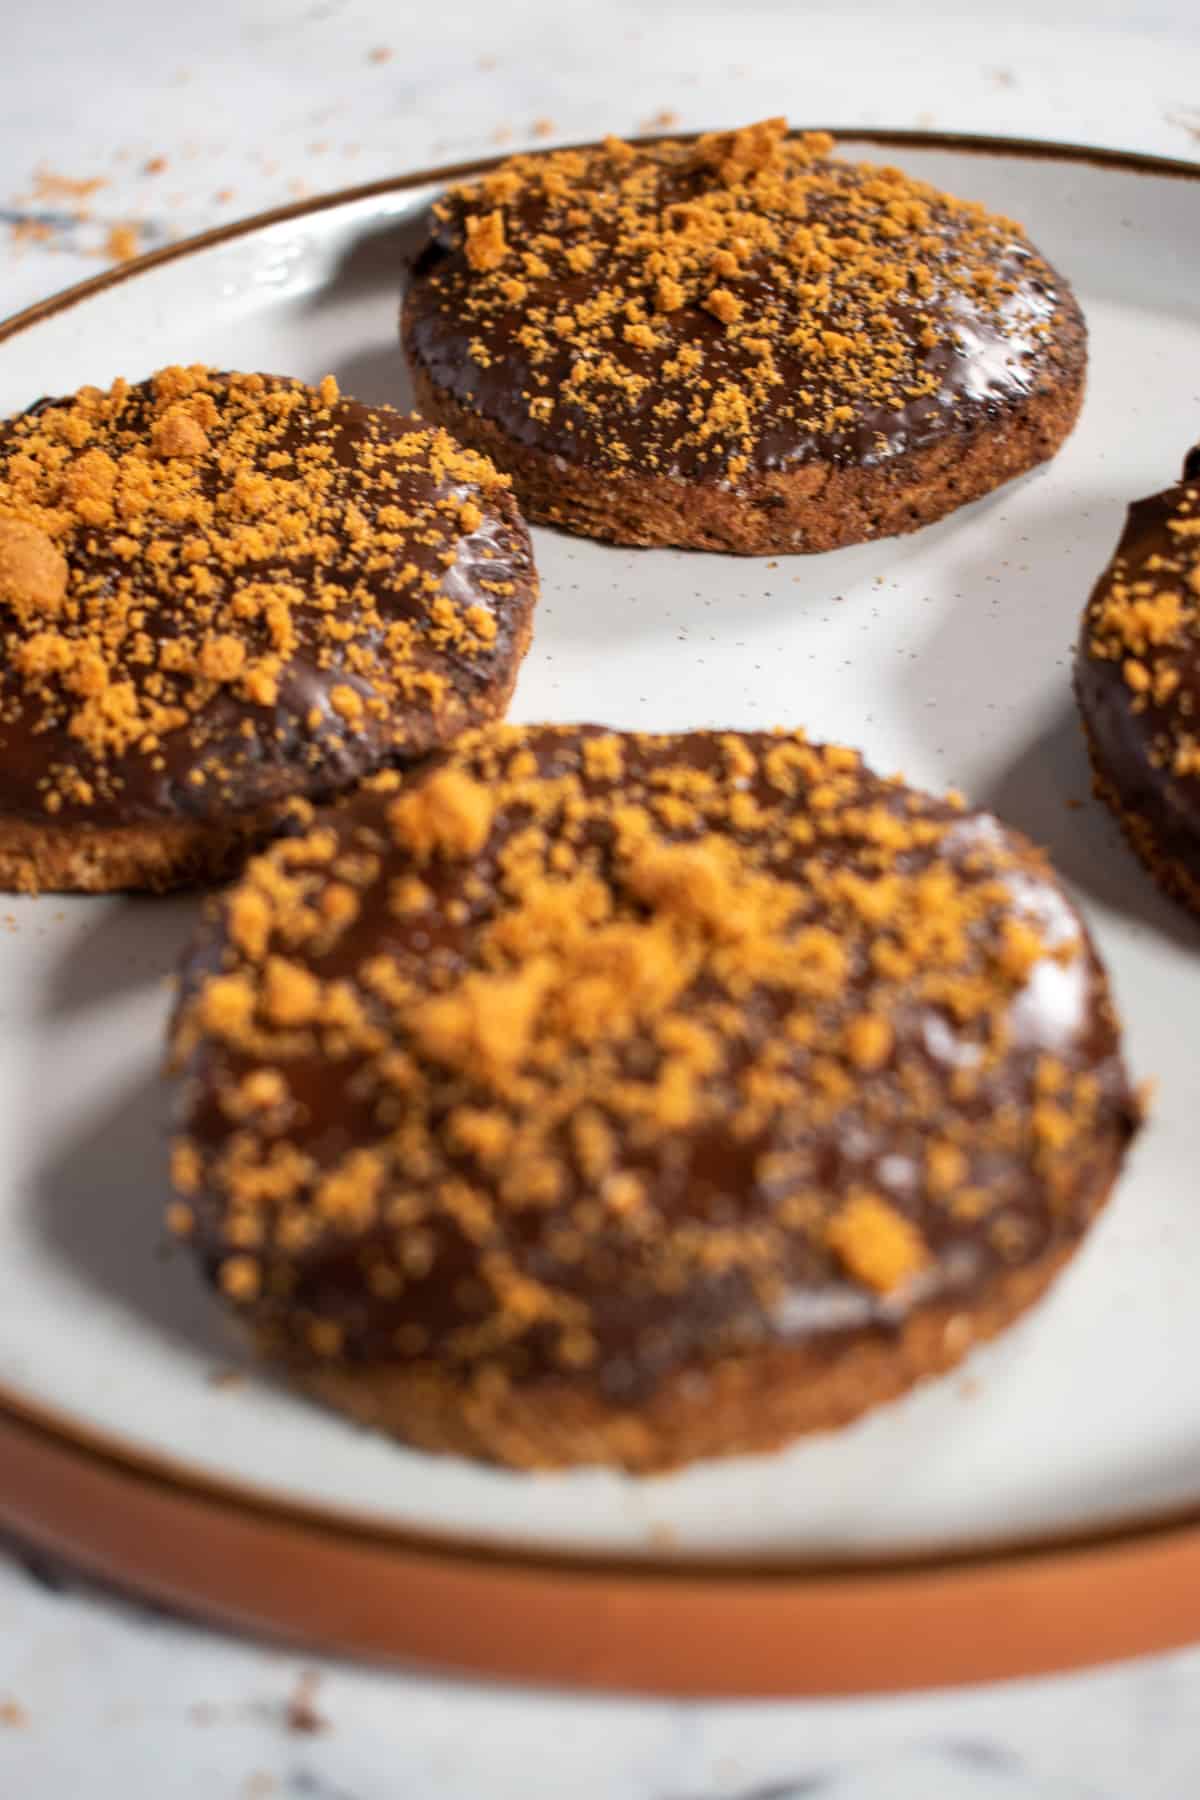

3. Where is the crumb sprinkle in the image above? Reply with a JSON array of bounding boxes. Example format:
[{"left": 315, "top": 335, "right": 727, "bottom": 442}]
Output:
[
  {"left": 1086, "top": 469, "right": 1200, "bottom": 781},
  {"left": 171, "top": 724, "right": 1125, "bottom": 1397},
  {"left": 413, "top": 119, "right": 1066, "bottom": 483},
  {"left": 0, "top": 366, "right": 525, "bottom": 826}
]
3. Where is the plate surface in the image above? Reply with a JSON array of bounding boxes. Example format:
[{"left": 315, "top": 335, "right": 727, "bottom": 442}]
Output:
[{"left": 1, "top": 138, "right": 1199, "bottom": 1654}]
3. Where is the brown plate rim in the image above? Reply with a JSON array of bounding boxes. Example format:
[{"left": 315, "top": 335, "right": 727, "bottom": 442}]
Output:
[
  {"left": 3, "top": 124, "right": 1200, "bottom": 350},
  {"left": 1, "top": 128, "right": 1200, "bottom": 1688}
]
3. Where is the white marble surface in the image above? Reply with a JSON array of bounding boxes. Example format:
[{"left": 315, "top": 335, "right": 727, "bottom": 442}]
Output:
[{"left": 4, "top": 1, "right": 1200, "bottom": 1792}]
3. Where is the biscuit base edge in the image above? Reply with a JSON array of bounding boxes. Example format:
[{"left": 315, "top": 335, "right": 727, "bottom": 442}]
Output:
[
  {"left": 280, "top": 1230, "right": 1101, "bottom": 1475},
  {"left": 405, "top": 353, "right": 1086, "bottom": 557},
  {"left": 0, "top": 804, "right": 300, "bottom": 895},
  {"left": 1081, "top": 721, "right": 1200, "bottom": 919}
]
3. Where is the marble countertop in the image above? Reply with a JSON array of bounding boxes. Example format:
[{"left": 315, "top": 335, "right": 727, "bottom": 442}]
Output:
[{"left": 4, "top": 1, "right": 1200, "bottom": 1792}]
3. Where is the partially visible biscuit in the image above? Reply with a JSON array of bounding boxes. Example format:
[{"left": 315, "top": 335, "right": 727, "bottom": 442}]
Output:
[
  {"left": 0, "top": 367, "right": 536, "bottom": 891},
  {"left": 169, "top": 724, "right": 1138, "bottom": 1471},
  {"left": 403, "top": 121, "right": 1087, "bottom": 554},
  {"left": 1075, "top": 446, "right": 1200, "bottom": 912}
]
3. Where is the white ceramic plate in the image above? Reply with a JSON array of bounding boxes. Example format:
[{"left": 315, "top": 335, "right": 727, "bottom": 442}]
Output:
[{"left": 1, "top": 137, "right": 1199, "bottom": 1566}]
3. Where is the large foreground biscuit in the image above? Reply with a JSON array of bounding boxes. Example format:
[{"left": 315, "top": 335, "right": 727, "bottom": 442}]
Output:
[{"left": 170, "top": 724, "right": 1137, "bottom": 1471}]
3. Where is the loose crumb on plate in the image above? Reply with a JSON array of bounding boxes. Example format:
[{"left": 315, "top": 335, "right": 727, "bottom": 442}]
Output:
[
  {"left": 100, "top": 222, "right": 142, "bottom": 263},
  {"left": 285, "top": 1671, "right": 328, "bottom": 1735}
]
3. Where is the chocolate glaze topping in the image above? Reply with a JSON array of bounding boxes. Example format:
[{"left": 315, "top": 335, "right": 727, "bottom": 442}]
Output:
[
  {"left": 1076, "top": 448, "right": 1200, "bottom": 888},
  {"left": 0, "top": 368, "right": 535, "bottom": 828},
  {"left": 170, "top": 725, "right": 1136, "bottom": 1403},
  {"left": 403, "top": 122, "right": 1086, "bottom": 486}
]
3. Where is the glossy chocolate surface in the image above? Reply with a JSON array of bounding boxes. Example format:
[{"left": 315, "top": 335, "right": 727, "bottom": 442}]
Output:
[
  {"left": 173, "top": 728, "right": 1136, "bottom": 1401},
  {"left": 1076, "top": 450, "right": 1200, "bottom": 883},
  {"left": 404, "top": 139, "right": 1086, "bottom": 485},
  {"left": 0, "top": 377, "right": 535, "bottom": 827}
]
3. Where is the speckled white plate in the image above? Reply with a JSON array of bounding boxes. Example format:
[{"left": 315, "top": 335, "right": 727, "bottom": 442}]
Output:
[{"left": 1, "top": 135, "right": 1199, "bottom": 1572}]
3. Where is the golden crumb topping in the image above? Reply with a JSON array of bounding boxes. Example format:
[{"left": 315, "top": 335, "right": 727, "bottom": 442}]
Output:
[
  {"left": 1084, "top": 471, "right": 1200, "bottom": 779},
  {"left": 826, "top": 1190, "right": 927, "bottom": 1293},
  {"left": 407, "top": 120, "right": 1071, "bottom": 482},
  {"left": 0, "top": 366, "right": 531, "bottom": 823},
  {"left": 170, "top": 725, "right": 1131, "bottom": 1394}
]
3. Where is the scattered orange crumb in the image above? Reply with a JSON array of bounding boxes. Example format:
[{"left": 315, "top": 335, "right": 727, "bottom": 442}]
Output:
[
  {"left": 367, "top": 45, "right": 393, "bottom": 64},
  {"left": 33, "top": 167, "right": 107, "bottom": 203},
  {"left": 531, "top": 117, "right": 556, "bottom": 139},
  {"left": 465, "top": 209, "right": 507, "bottom": 272},
  {"left": 219, "top": 1255, "right": 261, "bottom": 1300},
  {"left": 844, "top": 1012, "right": 893, "bottom": 1071},
  {"left": 143, "top": 155, "right": 169, "bottom": 176},
  {"left": 1167, "top": 110, "right": 1200, "bottom": 146},
  {"left": 285, "top": 1672, "right": 327, "bottom": 1734},
  {"left": 101, "top": 222, "right": 142, "bottom": 263},
  {"left": 389, "top": 766, "right": 493, "bottom": 859},
  {"left": 0, "top": 1701, "right": 28, "bottom": 1729},
  {"left": 8, "top": 218, "right": 54, "bottom": 253},
  {"left": 827, "top": 1191, "right": 927, "bottom": 1293},
  {"left": 151, "top": 407, "right": 209, "bottom": 459},
  {"left": 0, "top": 517, "right": 68, "bottom": 616}
]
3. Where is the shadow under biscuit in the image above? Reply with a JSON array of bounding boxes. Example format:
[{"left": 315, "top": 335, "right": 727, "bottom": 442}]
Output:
[
  {"left": 310, "top": 207, "right": 427, "bottom": 417},
  {"left": 975, "top": 702, "right": 1200, "bottom": 950},
  {"left": 327, "top": 342, "right": 417, "bottom": 416},
  {"left": 309, "top": 205, "right": 431, "bottom": 308},
  {"left": 877, "top": 480, "right": 1200, "bottom": 939},
  {"left": 523, "top": 458, "right": 1058, "bottom": 667},
  {"left": 43, "top": 892, "right": 203, "bottom": 1021},
  {"left": 28, "top": 1060, "right": 229, "bottom": 1364}
]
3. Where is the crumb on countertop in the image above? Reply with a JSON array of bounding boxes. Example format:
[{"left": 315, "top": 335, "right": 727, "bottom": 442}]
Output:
[
  {"left": 34, "top": 167, "right": 108, "bottom": 204},
  {"left": 285, "top": 1671, "right": 327, "bottom": 1734}
]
